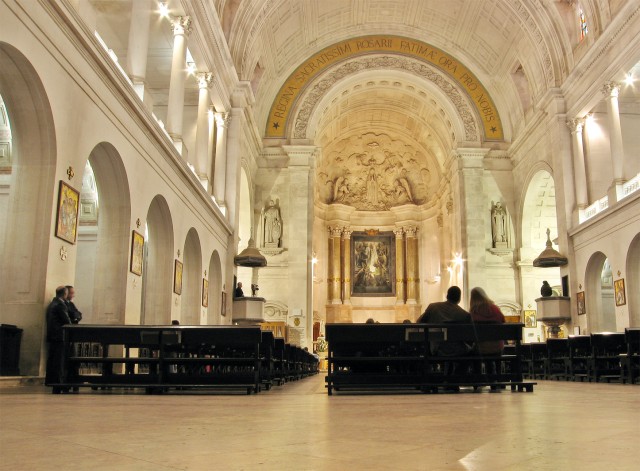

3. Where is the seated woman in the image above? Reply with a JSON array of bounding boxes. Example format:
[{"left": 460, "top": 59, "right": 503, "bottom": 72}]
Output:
[{"left": 469, "top": 287, "right": 506, "bottom": 355}]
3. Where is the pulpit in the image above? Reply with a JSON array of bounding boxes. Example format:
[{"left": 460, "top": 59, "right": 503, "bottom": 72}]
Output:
[
  {"left": 232, "top": 297, "right": 266, "bottom": 325},
  {"left": 536, "top": 296, "right": 571, "bottom": 339}
]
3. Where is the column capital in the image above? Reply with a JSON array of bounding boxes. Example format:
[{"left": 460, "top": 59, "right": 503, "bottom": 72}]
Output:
[
  {"left": 172, "top": 16, "right": 192, "bottom": 36},
  {"left": 215, "top": 111, "right": 229, "bottom": 128},
  {"left": 341, "top": 228, "right": 353, "bottom": 239},
  {"left": 328, "top": 226, "right": 342, "bottom": 238},
  {"left": 404, "top": 226, "right": 418, "bottom": 238},
  {"left": 566, "top": 117, "right": 584, "bottom": 133},
  {"left": 197, "top": 72, "right": 214, "bottom": 89},
  {"left": 453, "top": 147, "right": 490, "bottom": 168},
  {"left": 393, "top": 227, "right": 404, "bottom": 238},
  {"left": 601, "top": 81, "right": 620, "bottom": 98}
]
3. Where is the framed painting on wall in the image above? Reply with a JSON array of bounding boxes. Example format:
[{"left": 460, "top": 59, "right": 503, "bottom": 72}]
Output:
[
  {"left": 614, "top": 278, "right": 626, "bottom": 306},
  {"left": 202, "top": 278, "right": 209, "bottom": 307},
  {"left": 173, "top": 260, "right": 183, "bottom": 295},
  {"left": 221, "top": 291, "right": 227, "bottom": 316},
  {"left": 351, "top": 231, "right": 396, "bottom": 297},
  {"left": 55, "top": 180, "right": 80, "bottom": 244},
  {"left": 130, "top": 231, "right": 144, "bottom": 276},
  {"left": 524, "top": 310, "right": 537, "bottom": 328},
  {"left": 576, "top": 291, "right": 586, "bottom": 315}
]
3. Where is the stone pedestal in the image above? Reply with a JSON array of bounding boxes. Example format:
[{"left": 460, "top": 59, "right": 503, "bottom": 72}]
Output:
[
  {"left": 536, "top": 296, "right": 571, "bottom": 339},
  {"left": 232, "top": 297, "right": 266, "bottom": 325}
]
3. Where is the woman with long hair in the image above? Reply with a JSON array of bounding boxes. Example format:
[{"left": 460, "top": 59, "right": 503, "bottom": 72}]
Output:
[{"left": 469, "top": 287, "right": 505, "bottom": 354}]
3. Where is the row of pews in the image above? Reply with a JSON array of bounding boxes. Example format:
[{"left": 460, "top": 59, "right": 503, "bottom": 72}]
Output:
[
  {"left": 521, "top": 328, "right": 640, "bottom": 384},
  {"left": 54, "top": 325, "right": 319, "bottom": 394},
  {"left": 324, "top": 323, "right": 536, "bottom": 395}
]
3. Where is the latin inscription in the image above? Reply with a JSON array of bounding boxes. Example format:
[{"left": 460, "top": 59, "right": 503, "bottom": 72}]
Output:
[{"left": 266, "top": 35, "right": 503, "bottom": 140}]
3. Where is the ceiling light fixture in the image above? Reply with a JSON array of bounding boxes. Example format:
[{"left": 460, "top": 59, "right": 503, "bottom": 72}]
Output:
[
  {"left": 625, "top": 72, "right": 634, "bottom": 86},
  {"left": 186, "top": 61, "right": 196, "bottom": 75},
  {"left": 158, "top": 2, "right": 169, "bottom": 18}
]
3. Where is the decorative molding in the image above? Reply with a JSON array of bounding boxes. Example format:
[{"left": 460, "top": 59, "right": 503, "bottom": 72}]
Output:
[
  {"left": 293, "top": 55, "right": 479, "bottom": 141},
  {"left": 171, "top": 16, "right": 192, "bottom": 36},
  {"left": 601, "top": 81, "right": 620, "bottom": 98}
]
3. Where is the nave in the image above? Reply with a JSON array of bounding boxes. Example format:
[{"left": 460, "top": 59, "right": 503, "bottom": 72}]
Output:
[{"left": 1, "top": 377, "right": 638, "bottom": 470}]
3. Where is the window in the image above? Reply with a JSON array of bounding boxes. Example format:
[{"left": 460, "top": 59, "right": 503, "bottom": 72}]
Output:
[{"left": 579, "top": 10, "right": 588, "bottom": 41}]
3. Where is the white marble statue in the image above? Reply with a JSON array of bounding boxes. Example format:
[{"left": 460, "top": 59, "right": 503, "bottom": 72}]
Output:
[
  {"left": 263, "top": 200, "right": 282, "bottom": 248},
  {"left": 491, "top": 201, "right": 508, "bottom": 247}
]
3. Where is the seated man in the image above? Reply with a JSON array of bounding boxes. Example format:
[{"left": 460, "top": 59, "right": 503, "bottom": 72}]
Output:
[
  {"left": 417, "top": 286, "right": 472, "bottom": 356},
  {"left": 234, "top": 282, "right": 244, "bottom": 298}
]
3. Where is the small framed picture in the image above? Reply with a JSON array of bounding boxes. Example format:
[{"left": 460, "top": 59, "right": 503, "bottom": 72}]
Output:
[
  {"left": 573, "top": 326, "right": 581, "bottom": 336},
  {"left": 202, "top": 278, "right": 209, "bottom": 307},
  {"left": 523, "top": 310, "right": 537, "bottom": 328},
  {"left": 55, "top": 181, "right": 80, "bottom": 244},
  {"left": 130, "top": 231, "right": 144, "bottom": 276},
  {"left": 614, "top": 278, "right": 626, "bottom": 307},
  {"left": 576, "top": 291, "right": 586, "bottom": 315},
  {"left": 221, "top": 291, "right": 227, "bottom": 317},
  {"left": 173, "top": 260, "right": 183, "bottom": 295}
]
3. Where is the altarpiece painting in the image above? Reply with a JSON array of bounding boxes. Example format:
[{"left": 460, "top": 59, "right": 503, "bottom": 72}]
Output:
[{"left": 351, "top": 232, "right": 395, "bottom": 296}]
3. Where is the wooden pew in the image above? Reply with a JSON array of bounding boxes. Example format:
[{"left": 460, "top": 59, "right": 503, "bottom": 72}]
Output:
[
  {"left": 324, "top": 323, "right": 535, "bottom": 395},
  {"left": 259, "top": 330, "right": 275, "bottom": 391},
  {"left": 588, "top": 332, "right": 626, "bottom": 383},
  {"left": 61, "top": 325, "right": 263, "bottom": 394},
  {"left": 545, "top": 338, "right": 570, "bottom": 380},
  {"left": 620, "top": 328, "right": 640, "bottom": 384},
  {"left": 567, "top": 335, "right": 591, "bottom": 381}
]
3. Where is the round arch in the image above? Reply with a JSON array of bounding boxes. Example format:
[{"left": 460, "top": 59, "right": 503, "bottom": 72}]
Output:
[
  {"left": 626, "top": 232, "right": 640, "bottom": 327},
  {"left": 207, "top": 250, "right": 223, "bottom": 324},
  {"left": 75, "top": 142, "right": 131, "bottom": 325},
  {"left": 181, "top": 228, "right": 202, "bottom": 325},
  {"left": 519, "top": 167, "right": 559, "bottom": 259},
  {"left": 584, "top": 251, "right": 616, "bottom": 333},
  {"left": 0, "top": 42, "right": 56, "bottom": 376},
  {"left": 141, "top": 195, "right": 174, "bottom": 325}
]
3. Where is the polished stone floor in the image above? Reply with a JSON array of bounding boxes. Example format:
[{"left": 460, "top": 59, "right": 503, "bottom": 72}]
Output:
[{"left": 0, "top": 376, "right": 638, "bottom": 470}]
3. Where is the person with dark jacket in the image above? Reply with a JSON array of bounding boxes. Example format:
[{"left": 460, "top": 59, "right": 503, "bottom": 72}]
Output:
[
  {"left": 46, "top": 286, "right": 71, "bottom": 392},
  {"left": 469, "top": 287, "right": 506, "bottom": 354},
  {"left": 417, "top": 286, "right": 472, "bottom": 356},
  {"left": 65, "top": 285, "right": 82, "bottom": 324}
]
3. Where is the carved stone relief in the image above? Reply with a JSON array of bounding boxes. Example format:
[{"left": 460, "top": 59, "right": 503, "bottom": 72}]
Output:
[{"left": 317, "top": 132, "right": 432, "bottom": 210}]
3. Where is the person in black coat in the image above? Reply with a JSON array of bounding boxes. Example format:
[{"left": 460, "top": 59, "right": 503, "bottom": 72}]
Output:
[
  {"left": 46, "top": 286, "right": 71, "bottom": 392},
  {"left": 234, "top": 282, "right": 244, "bottom": 298},
  {"left": 65, "top": 285, "right": 82, "bottom": 324}
]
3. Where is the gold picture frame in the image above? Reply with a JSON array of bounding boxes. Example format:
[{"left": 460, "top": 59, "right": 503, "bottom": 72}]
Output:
[
  {"left": 202, "top": 278, "right": 209, "bottom": 307},
  {"left": 614, "top": 278, "right": 626, "bottom": 307},
  {"left": 576, "top": 291, "right": 586, "bottom": 315},
  {"left": 55, "top": 180, "right": 80, "bottom": 244},
  {"left": 221, "top": 292, "right": 227, "bottom": 317},
  {"left": 173, "top": 260, "right": 183, "bottom": 295},
  {"left": 130, "top": 230, "right": 144, "bottom": 276},
  {"left": 524, "top": 310, "right": 537, "bottom": 328}
]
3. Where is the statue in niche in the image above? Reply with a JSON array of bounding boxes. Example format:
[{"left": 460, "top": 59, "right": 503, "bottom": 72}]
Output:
[
  {"left": 366, "top": 168, "right": 379, "bottom": 205},
  {"left": 262, "top": 199, "right": 282, "bottom": 248},
  {"left": 491, "top": 201, "right": 508, "bottom": 248}
]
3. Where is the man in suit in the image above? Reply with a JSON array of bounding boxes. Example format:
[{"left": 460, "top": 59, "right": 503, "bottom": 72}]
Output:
[
  {"left": 65, "top": 285, "right": 82, "bottom": 324},
  {"left": 46, "top": 286, "right": 71, "bottom": 392},
  {"left": 417, "top": 286, "right": 472, "bottom": 356},
  {"left": 234, "top": 282, "right": 244, "bottom": 298}
]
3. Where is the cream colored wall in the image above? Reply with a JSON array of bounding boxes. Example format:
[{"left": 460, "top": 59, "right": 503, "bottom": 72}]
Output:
[{"left": 0, "top": 1, "right": 231, "bottom": 375}]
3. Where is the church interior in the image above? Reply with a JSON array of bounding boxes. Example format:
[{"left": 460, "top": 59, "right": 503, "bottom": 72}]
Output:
[{"left": 1, "top": 0, "right": 639, "bottom": 469}]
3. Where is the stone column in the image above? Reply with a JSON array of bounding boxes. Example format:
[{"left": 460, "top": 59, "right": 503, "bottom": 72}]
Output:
[
  {"left": 567, "top": 118, "right": 588, "bottom": 211},
  {"left": 225, "top": 107, "right": 244, "bottom": 228},
  {"left": 125, "top": 0, "right": 152, "bottom": 106},
  {"left": 394, "top": 227, "right": 405, "bottom": 304},
  {"left": 454, "top": 148, "right": 489, "bottom": 295},
  {"left": 405, "top": 226, "right": 419, "bottom": 304},
  {"left": 601, "top": 82, "right": 625, "bottom": 202},
  {"left": 195, "top": 72, "right": 213, "bottom": 190},
  {"left": 165, "top": 16, "right": 191, "bottom": 152},
  {"left": 327, "top": 227, "right": 334, "bottom": 303},
  {"left": 283, "top": 145, "right": 316, "bottom": 348},
  {"left": 213, "top": 112, "right": 229, "bottom": 209},
  {"left": 342, "top": 228, "right": 352, "bottom": 305},
  {"left": 328, "top": 226, "right": 343, "bottom": 304}
]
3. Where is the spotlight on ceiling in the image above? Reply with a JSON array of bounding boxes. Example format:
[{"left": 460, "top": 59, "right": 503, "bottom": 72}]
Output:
[
  {"left": 625, "top": 72, "right": 634, "bottom": 86},
  {"left": 186, "top": 61, "right": 196, "bottom": 75},
  {"left": 158, "top": 2, "right": 169, "bottom": 18}
]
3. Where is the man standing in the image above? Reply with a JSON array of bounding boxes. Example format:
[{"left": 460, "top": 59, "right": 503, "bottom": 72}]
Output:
[
  {"left": 417, "top": 286, "right": 472, "bottom": 356},
  {"left": 46, "top": 286, "right": 71, "bottom": 392},
  {"left": 234, "top": 282, "right": 244, "bottom": 298},
  {"left": 65, "top": 285, "right": 82, "bottom": 324}
]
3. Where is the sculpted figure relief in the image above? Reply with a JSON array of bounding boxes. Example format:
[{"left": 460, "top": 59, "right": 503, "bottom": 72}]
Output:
[
  {"left": 491, "top": 201, "right": 508, "bottom": 247},
  {"left": 263, "top": 200, "right": 282, "bottom": 248},
  {"left": 317, "top": 133, "right": 433, "bottom": 210}
]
